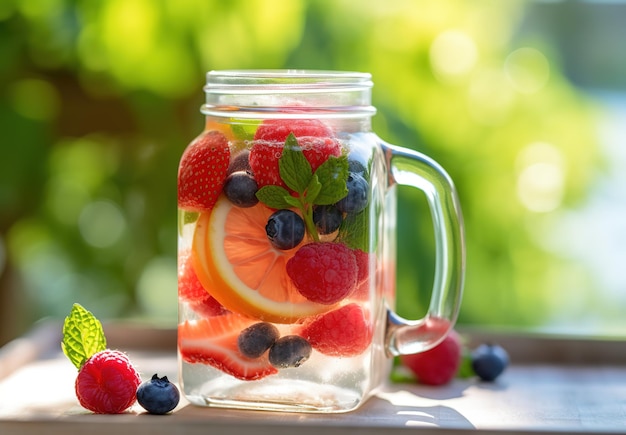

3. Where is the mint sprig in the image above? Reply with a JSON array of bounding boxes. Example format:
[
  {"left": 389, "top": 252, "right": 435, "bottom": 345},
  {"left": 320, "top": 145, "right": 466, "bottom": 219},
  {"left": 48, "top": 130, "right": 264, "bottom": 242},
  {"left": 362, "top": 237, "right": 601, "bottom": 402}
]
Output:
[
  {"left": 61, "top": 303, "right": 107, "bottom": 370},
  {"left": 256, "top": 134, "right": 349, "bottom": 241}
]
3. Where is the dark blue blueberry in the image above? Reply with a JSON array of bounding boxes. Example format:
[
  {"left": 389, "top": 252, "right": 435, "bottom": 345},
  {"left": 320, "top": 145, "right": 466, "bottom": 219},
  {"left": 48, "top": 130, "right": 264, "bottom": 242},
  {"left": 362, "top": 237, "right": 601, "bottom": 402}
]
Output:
[
  {"left": 265, "top": 209, "right": 305, "bottom": 250},
  {"left": 471, "top": 344, "right": 509, "bottom": 382},
  {"left": 348, "top": 159, "right": 367, "bottom": 176},
  {"left": 237, "top": 322, "right": 280, "bottom": 359},
  {"left": 268, "top": 335, "right": 312, "bottom": 368},
  {"left": 313, "top": 205, "right": 343, "bottom": 235},
  {"left": 227, "top": 150, "right": 251, "bottom": 175},
  {"left": 224, "top": 171, "right": 258, "bottom": 208},
  {"left": 136, "top": 374, "right": 180, "bottom": 414},
  {"left": 336, "top": 172, "right": 369, "bottom": 214}
]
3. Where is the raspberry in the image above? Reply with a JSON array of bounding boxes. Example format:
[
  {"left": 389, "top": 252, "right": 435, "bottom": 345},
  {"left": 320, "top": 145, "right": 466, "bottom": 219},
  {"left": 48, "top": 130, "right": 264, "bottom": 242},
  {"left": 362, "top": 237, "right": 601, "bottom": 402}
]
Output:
[
  {"left": 286, "top": 242, "right": 357, "bottom": 305},
  {"left": 75, "top": 350, "right": 141, "bottom": 414},
  {"left": 400, "top": 329, "right": 462, "bottom": 386},
  {"left": 300, "top": 303, "right": 372, "bottom": 357},
  {"left": 249, "top": 119, "right": 342, "bottom": 189},
  {"left": 353, "top": 249, "right": 370, "bottom": 285},
  {"left": 179, "top": 252, "right": 227, "bottom": 317}
]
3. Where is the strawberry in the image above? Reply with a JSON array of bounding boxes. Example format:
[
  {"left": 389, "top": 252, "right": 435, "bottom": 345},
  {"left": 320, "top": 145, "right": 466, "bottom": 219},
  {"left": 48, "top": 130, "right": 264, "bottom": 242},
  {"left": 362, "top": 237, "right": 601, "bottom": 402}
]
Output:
[
  {"left": 178, "top": 251, "right": 228, "bottom": 317},
  {"left": 400, "top": 329, "right": 462, "bottom": 386},
  {"left": 178, "top": 314, "right": 278, "bottom": 381},
  {"left": 178, "top": 130, "right": 231, "bottom": 212},
  {"left": 300, "top": 303, "right": 372, "bottom": 357},
  {"left": 254, "top": 119, "right": 334, "bottom": 142},
  {"left": 249, "top": 119, "right": 342, "bottom": 189}
]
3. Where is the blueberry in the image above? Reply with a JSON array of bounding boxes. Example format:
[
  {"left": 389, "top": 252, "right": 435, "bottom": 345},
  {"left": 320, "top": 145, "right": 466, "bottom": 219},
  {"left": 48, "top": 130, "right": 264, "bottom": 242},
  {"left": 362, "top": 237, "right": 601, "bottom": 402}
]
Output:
[
  {"left": 227, "top": 150, "right": 251, "bottom": 174},
  {"left": 336, "top": 172, "right": 369, "bottom": 214},
  {"left": 348, "top": 159, "right": 367, "bottom": 175},
  {"left": 237, "top": 322, "right": 280, "bottom": 359},
  {"left": 471, "top": 343, "right": 509, "bottom": 382},
  {"left": 136, "top": 374, "right": 180, "bottom": 414},
  {"left": 266, "top": 209, "right": 305, "bottom": 250},
  {"left": 268, "top": 335, "right": 312, "bottom": 368},
  {"left": 224, "top": 171, "right": 258, "bottom": 208},
  {"left": 313, "top": 205, "right": 343, "bottom": 235}
]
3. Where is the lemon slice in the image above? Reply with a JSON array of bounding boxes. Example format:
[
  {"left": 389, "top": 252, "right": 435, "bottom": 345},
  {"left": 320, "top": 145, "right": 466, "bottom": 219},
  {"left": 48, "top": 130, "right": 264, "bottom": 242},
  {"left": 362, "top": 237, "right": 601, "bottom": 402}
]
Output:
[{"left": 192, "top": 196, "right": 334, "bottom": 323}]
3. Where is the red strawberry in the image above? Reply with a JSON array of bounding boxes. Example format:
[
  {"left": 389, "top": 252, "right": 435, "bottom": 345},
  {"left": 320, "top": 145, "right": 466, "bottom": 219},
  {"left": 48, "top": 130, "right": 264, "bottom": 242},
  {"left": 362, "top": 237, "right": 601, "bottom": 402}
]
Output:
[
  {"left": 75, "top": 350, "right": 141, "bottom": 414},
  {"left": 400, "top": 329, "right": 462, "bottom": 386},
  {"left": 178, "top": 130, "right": 231, "bottom": 212},
  {"left": 286, "top": 242, "right": 358, "bottom": 305},
  {"left": 254, "top": 119, "right": 333, "bottom": 142},
  {"left": 300, "top": 303, "right": 372, "bottom": 357},
  {"left": 178, "top": 314, "right": 278, "bottom": 381},
  {"left": 179, "top": 251, "right": 228, "bottom": 317},
  {"left": 249, "top": 119, "right": 342, "bottom": 189}
]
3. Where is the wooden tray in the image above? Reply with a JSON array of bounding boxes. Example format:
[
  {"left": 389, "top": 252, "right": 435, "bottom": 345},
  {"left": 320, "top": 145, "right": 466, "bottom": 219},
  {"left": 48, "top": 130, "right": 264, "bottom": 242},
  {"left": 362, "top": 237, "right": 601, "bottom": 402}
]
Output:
[{"left": 1, "top": 321, "right": 625, "bottom": 435}]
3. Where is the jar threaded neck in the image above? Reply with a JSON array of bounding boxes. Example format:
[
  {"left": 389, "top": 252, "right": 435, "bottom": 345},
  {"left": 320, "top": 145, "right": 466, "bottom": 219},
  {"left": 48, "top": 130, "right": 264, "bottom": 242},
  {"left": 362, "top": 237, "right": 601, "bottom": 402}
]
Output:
[{"left": 202, "top": 70, "right": 376, "bottom": 119}]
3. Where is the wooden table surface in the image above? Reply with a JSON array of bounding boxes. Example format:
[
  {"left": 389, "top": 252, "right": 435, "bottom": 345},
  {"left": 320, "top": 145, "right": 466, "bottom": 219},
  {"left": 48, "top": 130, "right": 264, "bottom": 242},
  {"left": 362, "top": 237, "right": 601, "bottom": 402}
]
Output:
[{"left": 1, "top": 321, "right": 625, "bottom": 435}]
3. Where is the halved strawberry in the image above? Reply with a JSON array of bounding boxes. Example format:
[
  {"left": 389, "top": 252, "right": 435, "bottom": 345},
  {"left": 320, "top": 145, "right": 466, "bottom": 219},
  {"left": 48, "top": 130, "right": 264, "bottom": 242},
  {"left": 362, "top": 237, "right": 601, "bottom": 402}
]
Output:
[
  {"left": 179, "top": 251, "right": 228, "bottom": 317},
  {"left": 178, "top": 314, "right": 278, "bottom": 381},
  {"left": 178, "top": 130, "right": 231, "bottom": 212},
  {"left": 249, "top": 119, "right": 342, "bottom": 189}
]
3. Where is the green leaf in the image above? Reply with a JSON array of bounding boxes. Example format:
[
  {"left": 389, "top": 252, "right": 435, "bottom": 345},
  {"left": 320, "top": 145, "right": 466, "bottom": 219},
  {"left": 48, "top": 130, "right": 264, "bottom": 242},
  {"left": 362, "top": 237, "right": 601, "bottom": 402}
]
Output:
[
  {"left": 282, "top": 195, "right": 302, "bottom": 209},
  {"left": 61, "top": 303, "right": 107, "bottom": 370},
  {"left": 230, "top": 119, "right": 259, "bottom": 140},
  {"left": 279, "top": 134, "right": 312, "bottom": 194},
  {"left": 305, "top": 174, "right": 322, "bottom": 204},
  {"left": 313, "top": 155, "right": 349, "bottom": 205},
  {"left": 338, "top": 207, "right": 369, "bottom": 251},
  {"left": 256, "top": 185, "right": 293, "bottom": 209}
]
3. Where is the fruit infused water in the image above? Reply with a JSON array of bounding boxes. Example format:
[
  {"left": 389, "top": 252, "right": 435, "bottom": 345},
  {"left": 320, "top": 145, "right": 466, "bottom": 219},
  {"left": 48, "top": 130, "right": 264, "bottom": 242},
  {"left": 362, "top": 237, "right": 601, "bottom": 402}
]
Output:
[
  {"left": 178, "top": 115, "right": 392, "bottom": 411},
  {"left": 177, "top": 70, "right": 465, "bottom": 413}
]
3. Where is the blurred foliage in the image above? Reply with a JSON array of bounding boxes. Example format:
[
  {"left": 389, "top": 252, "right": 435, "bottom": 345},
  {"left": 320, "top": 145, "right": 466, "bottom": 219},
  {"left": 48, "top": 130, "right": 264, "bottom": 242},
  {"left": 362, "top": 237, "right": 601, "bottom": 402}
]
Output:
[{"left": 0, "top": 0, "right": 603, "bottom": 343}]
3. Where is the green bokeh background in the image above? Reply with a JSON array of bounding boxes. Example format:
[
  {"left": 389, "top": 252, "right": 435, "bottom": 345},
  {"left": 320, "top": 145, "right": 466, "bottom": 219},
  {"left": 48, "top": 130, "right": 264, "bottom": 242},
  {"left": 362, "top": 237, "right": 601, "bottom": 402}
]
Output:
[{"left": 1, "top": 0, "right": 624, "bottom": 345}]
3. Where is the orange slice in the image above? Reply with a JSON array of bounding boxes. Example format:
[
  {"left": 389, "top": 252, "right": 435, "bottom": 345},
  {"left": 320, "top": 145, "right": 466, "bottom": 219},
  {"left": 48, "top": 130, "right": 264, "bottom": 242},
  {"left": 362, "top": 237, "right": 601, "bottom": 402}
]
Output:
[{"left": 192, "top": 196, "right": 335, "bottom": 323}]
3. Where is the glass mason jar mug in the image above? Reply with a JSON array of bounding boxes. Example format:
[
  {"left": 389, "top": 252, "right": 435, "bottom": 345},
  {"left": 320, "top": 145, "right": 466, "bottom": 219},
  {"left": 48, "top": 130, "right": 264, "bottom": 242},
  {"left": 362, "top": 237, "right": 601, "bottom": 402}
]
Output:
[{"left": 177, "top": 70, "right": 465, "bottom": 413}]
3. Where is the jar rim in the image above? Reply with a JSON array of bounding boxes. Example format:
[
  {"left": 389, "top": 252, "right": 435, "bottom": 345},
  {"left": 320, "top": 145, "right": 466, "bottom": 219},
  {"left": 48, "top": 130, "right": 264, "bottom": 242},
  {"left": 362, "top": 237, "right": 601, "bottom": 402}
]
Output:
[{"left": 205, "top": 69, "right": 373, "bottom": 92}]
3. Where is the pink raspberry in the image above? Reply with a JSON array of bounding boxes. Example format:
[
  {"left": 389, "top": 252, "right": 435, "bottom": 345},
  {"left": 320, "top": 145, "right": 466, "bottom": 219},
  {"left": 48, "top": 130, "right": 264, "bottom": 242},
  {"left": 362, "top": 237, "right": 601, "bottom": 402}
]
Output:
[
  {"left": 353, "top": 249, "right": 370, "bottom": 285},
  {"left": 300, "top": 303, "right": 372, "bottom": 357},
  {"left": 75, "top": 350, "right": 141, "bottom": 414},
  {"left": 286, "top": 242, "right": 357, "bottom": 305},
  {"left": 400, "top": 329, "right": 462, "bottom": 386}
]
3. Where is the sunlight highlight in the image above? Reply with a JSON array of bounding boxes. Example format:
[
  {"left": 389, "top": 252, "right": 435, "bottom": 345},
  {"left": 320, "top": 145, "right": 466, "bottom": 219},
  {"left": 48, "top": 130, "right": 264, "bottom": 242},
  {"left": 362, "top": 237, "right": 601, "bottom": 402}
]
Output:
[
  {"left": 430, "top": 30, "right": 478, "bottom": 81},
  {"left": 505, "top": 47, "right": 550, "bottom": 94},
  {"left": 516, "top": 142, "right": 565, "bottom": 213}
]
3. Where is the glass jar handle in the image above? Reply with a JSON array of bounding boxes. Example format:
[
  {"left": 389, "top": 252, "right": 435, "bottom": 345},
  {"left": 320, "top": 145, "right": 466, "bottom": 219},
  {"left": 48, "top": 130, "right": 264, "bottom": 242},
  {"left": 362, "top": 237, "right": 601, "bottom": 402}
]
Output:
[{"left": 382, "top": 142, "right": 466, "bottom": 356}]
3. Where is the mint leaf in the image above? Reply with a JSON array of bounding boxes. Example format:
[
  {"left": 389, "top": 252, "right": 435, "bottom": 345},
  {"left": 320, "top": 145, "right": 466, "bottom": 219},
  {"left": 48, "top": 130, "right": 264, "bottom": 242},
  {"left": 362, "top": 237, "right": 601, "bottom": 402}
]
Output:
[
  {"left": 230, "top": 119, "right": 259, "bottom": 140},
  {"left": 339, "top": 207, "right": 369, "bottom": 251},
  {"left": 279, "top": 134, "right": 312, "bottom": 194},
  {"left": 313, "top": 155, "right": 349, "bottom": 205},
  {"left": 256, "top": 185, "right": 293, "bottom": 209},
  {"left": 305, "top": 174, "right": 322, "bottom": 204},
  {"left": 282, "top": 194, "right": 302, "bottom": 209},
  {"left": 61, "top": 303, "right": 107, "bottom": 370}
]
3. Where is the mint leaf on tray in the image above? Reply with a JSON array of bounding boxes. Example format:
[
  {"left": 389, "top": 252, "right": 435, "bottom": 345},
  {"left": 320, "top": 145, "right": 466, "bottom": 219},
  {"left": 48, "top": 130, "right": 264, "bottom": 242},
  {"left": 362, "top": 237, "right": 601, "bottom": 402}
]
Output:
[{"left": 61, "top": 303, "right": 107, "bottom": 370}]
